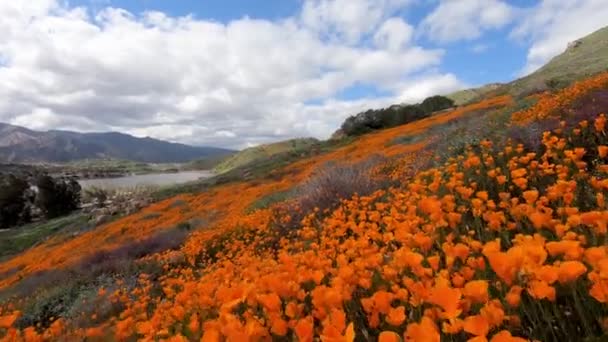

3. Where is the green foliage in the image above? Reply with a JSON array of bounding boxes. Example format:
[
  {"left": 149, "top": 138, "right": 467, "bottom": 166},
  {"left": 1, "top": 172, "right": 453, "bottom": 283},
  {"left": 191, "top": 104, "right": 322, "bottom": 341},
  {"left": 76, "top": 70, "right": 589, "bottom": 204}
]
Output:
[
  {"left": 419, "top": 95, "right": 455, "bottom": 113},
  {"left": 340, "top": 95, "right": 454, "bottom": 137},
  {"left": 35, "top": 175, "right": 82, "bottom": 219},
  {"left": 0, "top": 174, "right": 31, "bottom": 228}
]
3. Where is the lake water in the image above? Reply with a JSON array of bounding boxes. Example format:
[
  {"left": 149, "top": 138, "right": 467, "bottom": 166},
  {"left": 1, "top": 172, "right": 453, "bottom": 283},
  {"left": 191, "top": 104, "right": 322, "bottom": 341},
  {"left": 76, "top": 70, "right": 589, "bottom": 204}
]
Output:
[{"left": 78, "top": 171, "right": 214, "bottom": 189}]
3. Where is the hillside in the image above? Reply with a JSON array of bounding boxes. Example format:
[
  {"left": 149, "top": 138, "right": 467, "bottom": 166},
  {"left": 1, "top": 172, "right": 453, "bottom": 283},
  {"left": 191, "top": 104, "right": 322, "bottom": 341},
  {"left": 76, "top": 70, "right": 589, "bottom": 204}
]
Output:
[
  {"left": 214, "top": 138, "right": 319, "bottom": 173},
  {"left": 2, "top": 72, "right": 608, "bottom": 340},
  {"left": 1, "top": 29, "right": 608, "bottom": 342},
  {"left": 447, "top": 25, "right": 608, "bottom": 106},
  {"left": 447, "top": 83, "right": 503, "bottom": 106},
  {"left": 0, "top": 123, "right": 233, "bottom": 163}
]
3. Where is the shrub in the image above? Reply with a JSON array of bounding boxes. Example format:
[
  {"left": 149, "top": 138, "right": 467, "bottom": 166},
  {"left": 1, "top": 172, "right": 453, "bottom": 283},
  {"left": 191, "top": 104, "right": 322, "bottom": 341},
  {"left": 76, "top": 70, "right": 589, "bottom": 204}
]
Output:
[
  {"left": 35, "top": 175, "right": 81, "bottom": 219},
  {"left": 396, "top": 104, "right": 427, "bottom": 122},
  {"left": 0, "top": 174, "right": 31, "bottom": 228},
  {"left": 296, "top": 157, "right": 389, "bottom": 213},
  {"left": 273, "top": 156, "right": 391, "bottom": 235},
  {"left": 82, "top": 187, "right": 108, "bottom": 208},
  {"left": 419, "top": 95, "right": 455, "bottom": 113},
  {"left": 340, "top": 95, "right": 454, "bottom": 137}
]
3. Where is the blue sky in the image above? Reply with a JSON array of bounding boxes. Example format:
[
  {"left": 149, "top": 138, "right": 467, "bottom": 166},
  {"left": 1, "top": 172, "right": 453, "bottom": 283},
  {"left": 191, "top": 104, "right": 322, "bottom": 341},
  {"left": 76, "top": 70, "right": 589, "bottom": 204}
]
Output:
[
  {"left": 1, "top": 1, "right": 607, "bottom": 148},
  {"left": 74, "top": 0, "right": 532, "bottom": 87}
]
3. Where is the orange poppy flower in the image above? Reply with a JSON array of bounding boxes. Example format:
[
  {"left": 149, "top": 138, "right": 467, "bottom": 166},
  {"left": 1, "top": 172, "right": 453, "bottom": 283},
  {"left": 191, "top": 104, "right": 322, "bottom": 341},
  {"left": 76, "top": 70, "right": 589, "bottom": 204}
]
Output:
[
  {"left": 490, "top": 330, "right": 527, "bottom": 342},
  {"left": 558, "top": 261, "right": 587, "bottom": 284},
  {"left": 405, "top": 317, "right": 440, "bottom": 342},
  {"left": 379, "top": 331, "right": 401, "bottom": 342},
  {"left": 428, "top": 285, "right": 462, "bottom": 319},
  {"left": 463, "top": 280, "right": 489, "bottom": 304},
  {"left": 505, "top": 286, "right": 523, "bottom": 307},
  {"left": 463, "top": 315, "right": 490, "bottom": 337},
  {"left": 527, "top": 280, "right": 556, "bottom": 301},
  {"left": 0, "top": 312, "right": 19, "bottom": 329},
  {"left": 295, "top": 317, "right": 315, "bottom": 342},
  {"left": 201, "top": 327, "right": 221, "bottom": 342},
  {"left": 386, "top": 306, "right": 406, "bottom": 326}
]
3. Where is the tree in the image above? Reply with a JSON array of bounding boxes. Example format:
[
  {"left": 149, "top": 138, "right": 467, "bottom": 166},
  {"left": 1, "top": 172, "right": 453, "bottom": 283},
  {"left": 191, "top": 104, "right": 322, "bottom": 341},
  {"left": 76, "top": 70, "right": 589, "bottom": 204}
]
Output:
[
  {"left": 397, "top": 105, "right": 427, "bottom": 123},
  {"left": 419, "top": 95, "right": 455, "bottom": 114},
  {"left": 35, "top": 175, "right": 81, "bottom": 219},
  {"left": 0, "top": 174, "right": 31, "bottom": 228}
]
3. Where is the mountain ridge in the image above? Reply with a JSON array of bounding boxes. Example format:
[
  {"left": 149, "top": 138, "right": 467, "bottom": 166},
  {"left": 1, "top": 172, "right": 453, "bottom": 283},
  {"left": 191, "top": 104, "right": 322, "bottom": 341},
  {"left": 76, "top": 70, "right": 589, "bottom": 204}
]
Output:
[{"left": 0, "top": 122, "right": 234, "bottom": 164}]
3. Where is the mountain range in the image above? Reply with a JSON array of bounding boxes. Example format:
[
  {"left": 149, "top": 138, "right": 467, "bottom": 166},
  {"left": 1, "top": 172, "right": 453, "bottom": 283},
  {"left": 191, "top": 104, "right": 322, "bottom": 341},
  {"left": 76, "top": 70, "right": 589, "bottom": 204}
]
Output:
[{"left": 0, "top": 123, "right": 233, "bottom": 163}]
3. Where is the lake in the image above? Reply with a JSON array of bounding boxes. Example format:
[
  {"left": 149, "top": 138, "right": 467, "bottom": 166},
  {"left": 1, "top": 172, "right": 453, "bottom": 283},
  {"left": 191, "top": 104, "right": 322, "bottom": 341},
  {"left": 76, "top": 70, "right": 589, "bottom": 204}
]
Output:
[{"left": 78, "top": 171, "right": 214, "bottom": 189}]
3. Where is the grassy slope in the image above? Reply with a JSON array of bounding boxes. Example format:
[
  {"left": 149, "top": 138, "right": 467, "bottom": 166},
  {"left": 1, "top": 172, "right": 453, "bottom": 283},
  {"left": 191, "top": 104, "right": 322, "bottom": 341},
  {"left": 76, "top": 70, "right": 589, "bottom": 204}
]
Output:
[
  {"left": 447, "top": 25, "right": 608, "bottom": 105},
  {"left": 214, "top": 138, "right": 319, "bottom": 174},
  {"left": 447, "top": 83, "right": 503, "bottom": 106},
  {"left": 0, "top": 214, "right": 91, "bottom": 261},
  {"left": 507, "top": 25, "right": 608, "bottom": 96}
]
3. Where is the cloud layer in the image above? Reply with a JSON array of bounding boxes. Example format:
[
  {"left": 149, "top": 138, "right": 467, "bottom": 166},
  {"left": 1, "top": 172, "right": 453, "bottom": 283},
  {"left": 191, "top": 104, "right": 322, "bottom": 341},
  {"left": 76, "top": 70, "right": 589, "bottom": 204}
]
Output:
[
  {"left": 0, "top": 0, "right": 463, "bottom": 149},
  {"left": 512, "top": 0, "right": 608, "bottom": 74},
  {"left": 1, "top": 0, "right": 606, "bottom": 149}
]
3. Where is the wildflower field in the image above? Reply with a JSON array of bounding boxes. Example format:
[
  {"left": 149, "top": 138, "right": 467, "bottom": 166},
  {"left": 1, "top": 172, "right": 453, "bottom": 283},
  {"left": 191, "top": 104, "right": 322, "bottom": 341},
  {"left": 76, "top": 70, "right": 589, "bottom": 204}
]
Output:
[{"left": 1, "top": 72, "right": 608, "bottom": 341}]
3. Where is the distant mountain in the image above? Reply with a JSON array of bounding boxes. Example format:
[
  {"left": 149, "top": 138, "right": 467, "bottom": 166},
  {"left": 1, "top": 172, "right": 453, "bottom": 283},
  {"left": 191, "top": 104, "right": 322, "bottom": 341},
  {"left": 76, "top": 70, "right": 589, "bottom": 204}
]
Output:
[{"left": 0, "top": 123, "right": 234, "bottom": 163}]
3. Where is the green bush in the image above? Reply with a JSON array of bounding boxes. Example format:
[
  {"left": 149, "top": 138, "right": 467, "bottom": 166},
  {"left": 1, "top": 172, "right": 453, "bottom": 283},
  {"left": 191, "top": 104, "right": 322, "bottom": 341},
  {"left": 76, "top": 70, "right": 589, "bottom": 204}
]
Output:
[
  {"left": 35, "top": 175, "right": 81, "bottom": 219},
  {"left": 0, "top": 174, "right": 31, "bottom": 228},
  {"left": 419, "top": 95, "right": 455, "bottom": 113},
  {"left": 340, "top": 95, "right": 454, "bottom": 137}
]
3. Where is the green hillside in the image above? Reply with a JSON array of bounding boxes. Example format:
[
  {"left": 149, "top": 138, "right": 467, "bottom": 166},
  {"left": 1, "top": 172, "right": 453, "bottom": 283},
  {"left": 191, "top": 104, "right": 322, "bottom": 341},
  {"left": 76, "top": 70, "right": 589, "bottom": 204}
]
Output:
[
  {"left": 508, "top": 25, "right": 608, "bottom": 97},
  {"left": 214, "top": 138, "right": 319, "bottom": 173},
  {"left": 447, "top": 83, "right": 503, "bottom": 106},
  {"left": 447, "top": 25, "right": 608, "bottom": 105}
]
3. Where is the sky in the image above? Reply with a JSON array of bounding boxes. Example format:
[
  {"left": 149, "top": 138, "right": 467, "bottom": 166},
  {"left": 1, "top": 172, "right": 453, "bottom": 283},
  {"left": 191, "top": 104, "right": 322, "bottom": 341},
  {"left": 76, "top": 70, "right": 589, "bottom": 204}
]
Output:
[{"left": 0, "top": 1, "right": 607, "bottom": 149}]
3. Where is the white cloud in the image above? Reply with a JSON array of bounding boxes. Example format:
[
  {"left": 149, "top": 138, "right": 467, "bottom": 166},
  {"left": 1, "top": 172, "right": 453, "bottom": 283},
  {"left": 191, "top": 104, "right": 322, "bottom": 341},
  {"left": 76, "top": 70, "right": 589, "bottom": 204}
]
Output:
[
  {"left": 374, "top": 18, "right": 414, "bottom": 51},
  {"left": 300, "top": 0, "right": 411, "bottom": 44},
  {"left": 0, "top": 0, "right": 462, "bottom": 149},
  {"left": 420, "top": 0, "right": 514, "bottom": 43},
  {"left": 394, "top": 73, "right": 465, "bottom": 104},
  {"left": 512, "top": 0, "right": 608, "bottom": 75}
]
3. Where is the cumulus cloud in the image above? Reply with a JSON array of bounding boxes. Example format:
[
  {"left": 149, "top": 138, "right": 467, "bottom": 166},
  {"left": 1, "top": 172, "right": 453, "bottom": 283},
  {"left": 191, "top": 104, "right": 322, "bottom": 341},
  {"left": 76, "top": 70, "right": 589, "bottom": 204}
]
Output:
[
  {"left": 512, "top": 0, "right": 608, "bottom": 75},
  {"left": 420, "top": 0, "right": 514, "bottom": 43},
  {"left": 0, "top": 0, "right": 464, "bottom": 149},
  {"left": 394, "top": 73, "right": 465, "bottom": 104}
]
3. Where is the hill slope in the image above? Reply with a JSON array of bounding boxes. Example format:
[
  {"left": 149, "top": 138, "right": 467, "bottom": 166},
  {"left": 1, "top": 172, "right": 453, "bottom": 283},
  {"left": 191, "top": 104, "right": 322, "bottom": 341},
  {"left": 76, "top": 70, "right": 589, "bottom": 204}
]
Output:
[
  {"left": 214, "top": 138, "right": 319, "bottom": 173},
  {"left": 508, "top": 25, "right": 608, "bottom": 96},
  {"left": 448, "top": 25, "right": 608, "bottom": 105},
  {"left": 0, "top": 123, "right": 233, "bottom": 163}
]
